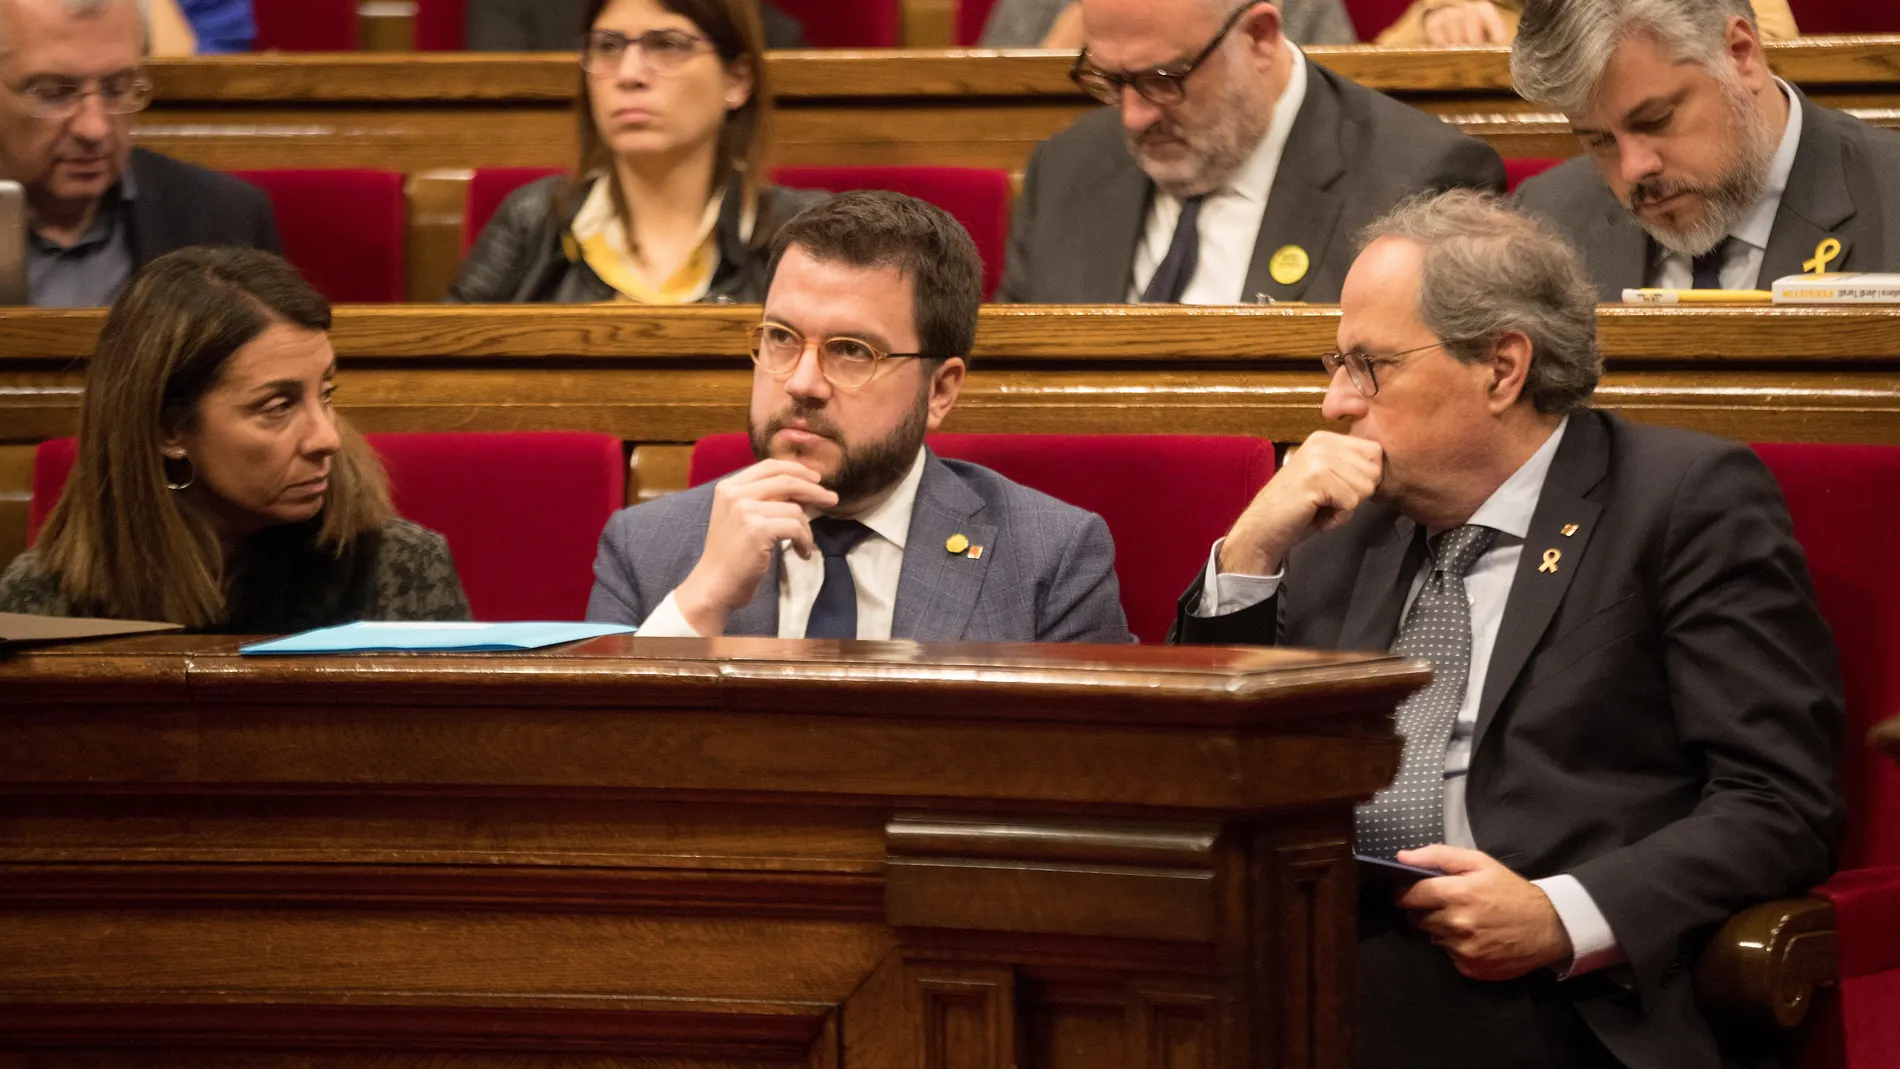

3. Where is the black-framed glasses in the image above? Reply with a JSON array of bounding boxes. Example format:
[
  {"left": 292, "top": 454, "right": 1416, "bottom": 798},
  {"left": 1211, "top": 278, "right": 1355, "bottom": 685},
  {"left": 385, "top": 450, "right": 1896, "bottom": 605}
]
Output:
[
  {"left": 580, "top": 28, "right": 712, "bottom": 76},
  {"left": 748, "top": 322, "right": 937, "bottom": 390},
  {"left": 1069, "top": 0, "right": 1264, "bottom": 107},
  {"left": 1321, "top": 340, "right": 1463, "bottom": 398},
  {"left": 6, "top": 72, "right": 152, "bottom": 120}
]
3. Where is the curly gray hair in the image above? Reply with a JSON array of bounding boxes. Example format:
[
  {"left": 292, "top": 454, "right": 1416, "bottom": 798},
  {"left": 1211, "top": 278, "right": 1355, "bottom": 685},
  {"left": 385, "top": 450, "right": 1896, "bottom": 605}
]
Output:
[
  {"left": 1358, "top": 189, "right": 1602, "bottom": 416},
  {"left": 1511, "top": 0, "right": 1760, "bottom": 114}
]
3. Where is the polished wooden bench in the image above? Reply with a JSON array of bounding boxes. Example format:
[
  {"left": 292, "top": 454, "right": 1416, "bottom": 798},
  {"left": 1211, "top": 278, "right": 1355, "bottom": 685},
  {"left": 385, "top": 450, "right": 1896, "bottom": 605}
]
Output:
[
  {"left": 140, "top": 38, "right": 1900, "bottom": 176},
  {"left": 0, "top": 632, "right": 1420, "bottom": 1069},
  {"left": 5, "top": 303, "right": 1898, "bottom": 572}
]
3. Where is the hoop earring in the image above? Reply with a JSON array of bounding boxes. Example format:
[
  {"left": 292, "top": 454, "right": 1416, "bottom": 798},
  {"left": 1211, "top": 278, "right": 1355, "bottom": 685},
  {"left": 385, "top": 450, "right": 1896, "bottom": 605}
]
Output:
[{"left": 163, "top": 454, "right": 195, "bottom": 492}]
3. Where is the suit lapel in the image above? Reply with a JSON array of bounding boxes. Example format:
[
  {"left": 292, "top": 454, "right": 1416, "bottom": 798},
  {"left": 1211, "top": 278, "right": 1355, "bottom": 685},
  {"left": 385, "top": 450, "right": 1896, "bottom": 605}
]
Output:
[
  {"left": 728, "top": 550, "right": 782, "bottom": 636},
  {"left": 1761, "top": 89, "right": 1857, "bottom": 282},
  {"left": 1586, "top": 199, "right": 1651, "bottom": 303},
  {"left": 1246, "top": 60, "right": 1347, "bottom": 304},
  {"left": 891, "top": 453, "right": 995, "bottom": 641},
  {"left": 1338, "top": 510, "right": 1424, "bottom": 651},
  {"left": 1473, "top": 413, "right": 1611, "bottom": 747},
  {"left": 1081, "top": 149, "right": 1154, "bottom": 302}
]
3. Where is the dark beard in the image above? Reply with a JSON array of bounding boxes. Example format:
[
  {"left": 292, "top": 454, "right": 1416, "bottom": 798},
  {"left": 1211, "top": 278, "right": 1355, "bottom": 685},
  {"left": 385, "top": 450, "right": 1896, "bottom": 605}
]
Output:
[{"left": 749, "top": 390, "right": 929, "bottom": 507}]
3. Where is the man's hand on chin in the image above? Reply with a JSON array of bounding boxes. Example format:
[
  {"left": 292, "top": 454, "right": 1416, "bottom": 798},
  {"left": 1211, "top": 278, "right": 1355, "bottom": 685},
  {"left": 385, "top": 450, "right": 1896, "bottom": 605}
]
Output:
[{"left": 1395, "top": 845, "right": 1573, "bottom": 982}]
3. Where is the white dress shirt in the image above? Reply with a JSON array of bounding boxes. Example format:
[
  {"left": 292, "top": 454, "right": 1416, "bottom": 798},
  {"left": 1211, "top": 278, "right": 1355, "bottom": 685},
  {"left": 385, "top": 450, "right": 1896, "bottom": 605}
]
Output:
[
  {"left": 1648, "top": 79, "right": 1803, "bottom": 291},
  {"left": 1126, "top": 41, "right": 1310, "bottom": 305},
  {"left": 1192, "top": 418, "right": 1625, "bottom": 977},
  {"left": 638, "top": 447, "right": 926, "bottom": 639}
]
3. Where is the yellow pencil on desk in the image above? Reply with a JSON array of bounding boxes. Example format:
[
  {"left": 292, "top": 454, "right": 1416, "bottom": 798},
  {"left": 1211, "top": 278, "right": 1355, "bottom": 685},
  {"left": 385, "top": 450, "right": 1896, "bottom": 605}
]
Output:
[{"left": 1621, "top": 289, "right": 1774, "bottom": 306}]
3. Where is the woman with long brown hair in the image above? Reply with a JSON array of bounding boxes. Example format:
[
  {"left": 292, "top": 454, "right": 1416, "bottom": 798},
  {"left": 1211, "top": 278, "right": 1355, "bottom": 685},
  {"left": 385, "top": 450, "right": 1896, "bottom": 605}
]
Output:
[
  {"left": 0, "top": 247, "right": 470, "bottom": 630},
  {"left": 450, "top": 0, "right": 822, "bottom": 304}
]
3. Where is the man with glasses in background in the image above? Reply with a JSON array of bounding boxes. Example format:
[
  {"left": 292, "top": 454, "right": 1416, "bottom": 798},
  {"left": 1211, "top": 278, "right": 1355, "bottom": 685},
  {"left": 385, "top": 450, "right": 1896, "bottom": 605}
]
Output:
[
  {"left": 0, "top": 0, "right": 277, "bottom": 306},
  {"left": 1175, "top": 189, "right": 1842, "bottom": 1068},
  {"left": 586, "top": 190, "right": 1132, "bottom": 645},
  {"left": 998, "top": 0, "right": 1504, "bottom": 307}
]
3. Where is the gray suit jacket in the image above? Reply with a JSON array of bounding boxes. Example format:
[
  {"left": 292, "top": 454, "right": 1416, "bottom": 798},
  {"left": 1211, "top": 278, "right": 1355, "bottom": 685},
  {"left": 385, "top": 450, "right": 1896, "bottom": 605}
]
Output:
[
  {"left": 997, "top": 57, "right": 1506, "bottom": 305},
  {"left": 1172, "top": 409, "right": 1843, "bottom": 1069},
  {"left": 1516, "top": 88, "right": 1900, "bottom": 301},
  {"left": 585, "top": 451, "right": 1134, "bottom": 643}
]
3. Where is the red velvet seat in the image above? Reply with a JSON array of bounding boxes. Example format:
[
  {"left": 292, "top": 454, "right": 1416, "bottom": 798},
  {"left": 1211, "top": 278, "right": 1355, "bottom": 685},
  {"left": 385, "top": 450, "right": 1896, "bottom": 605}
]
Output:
[
  {"left": 771, "top": 166, "right": 1013, "bottom": 300},
  {"left": 230, "top": 170, "right": 408, "bottom": 304},
  {"left": 29, "top": 433, "right": 626, "bottom": 623},
  {"left": 956, "top": 0, "right": 1001, "bottom": 45},
  {"left": 1504, "top": 157, "right": 1565, "bottom": 194},
  {"left": 464, "top": 168, "right": 568, "bottom": 255},
  {"left": 688, "top": 433, "right": 1276, "bottom": 644},
  {"left": 253, "top": 0, "right": 357, "bottom": 51},
  {"left": 768, "top": 0, "right": 900, "bottom": 46},
  {"left": 1342, "top": 0, "right": 1414, "bottom": 39},
  {"left": 413, "top": 0, "right": 467, "bottom": 50},
  {"left": 1791, "top": 0, "right": 1900, "bottom": 34},
  {"left": 1752, "top": 443, "right": 1900, "bottom": 1068}
]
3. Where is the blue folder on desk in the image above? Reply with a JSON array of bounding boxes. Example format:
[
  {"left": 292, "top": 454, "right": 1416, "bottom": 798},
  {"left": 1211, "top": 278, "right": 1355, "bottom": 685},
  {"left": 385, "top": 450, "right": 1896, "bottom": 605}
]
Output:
[{"left": 240, "top": 621, "right": 635, "bottom": 655}]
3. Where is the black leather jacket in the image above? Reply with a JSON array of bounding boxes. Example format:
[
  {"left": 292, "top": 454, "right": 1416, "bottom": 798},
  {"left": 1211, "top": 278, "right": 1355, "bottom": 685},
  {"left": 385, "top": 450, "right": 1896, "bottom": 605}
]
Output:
[{"left": 448, "top": 171, "right": 824, "bottom": 304}]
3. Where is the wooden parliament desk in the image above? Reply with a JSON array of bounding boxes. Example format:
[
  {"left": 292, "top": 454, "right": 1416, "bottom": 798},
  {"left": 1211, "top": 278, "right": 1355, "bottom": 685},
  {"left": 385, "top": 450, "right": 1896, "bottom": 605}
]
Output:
[
  {"left": 136, "top": 37, "right": 1900, "bottom": 177},
  {"left": 0, "top": 632, "right": 1420, "bottom": 1068},
  {"left": 3, "top": 303, "right": 1899, "bottom": 570}
]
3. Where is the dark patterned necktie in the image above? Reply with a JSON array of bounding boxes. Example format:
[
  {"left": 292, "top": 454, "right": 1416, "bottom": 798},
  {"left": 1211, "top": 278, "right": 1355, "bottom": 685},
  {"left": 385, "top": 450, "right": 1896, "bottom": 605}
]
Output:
[
  {"left": 1355, "top": 524, "right": 1498, "bottom": 858},
  {"left": 1691, "top": 237, "right": 1735, "bottom": 289},
  {"left": 803, "top": 517, "right": 870, "bottom": 639},
  {"left": 1140, "top": 194, "right": 1206, "bottom": 303}
]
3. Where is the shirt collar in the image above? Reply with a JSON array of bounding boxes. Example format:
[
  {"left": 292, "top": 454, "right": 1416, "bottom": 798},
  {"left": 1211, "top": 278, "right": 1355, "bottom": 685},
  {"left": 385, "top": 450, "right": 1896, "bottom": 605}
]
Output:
[
  {"left": 1463, "top": 415, "right": 1569, "bottom": 541},
  {"left": 1222, "top": 41, "right": 1308, "bottom": 205},
  {"left": 1730, "top": 79, "right": 1802, "bottom": 253},
  {"left": 809, "top": 444, "right": 927, "bottom": 550}
]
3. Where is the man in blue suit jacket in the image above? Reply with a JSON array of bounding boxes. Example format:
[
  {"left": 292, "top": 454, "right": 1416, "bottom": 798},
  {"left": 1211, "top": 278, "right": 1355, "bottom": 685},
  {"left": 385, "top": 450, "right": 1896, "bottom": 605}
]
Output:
[{"left": 586, "top": 190, "right": 1132, "bottom": 645}]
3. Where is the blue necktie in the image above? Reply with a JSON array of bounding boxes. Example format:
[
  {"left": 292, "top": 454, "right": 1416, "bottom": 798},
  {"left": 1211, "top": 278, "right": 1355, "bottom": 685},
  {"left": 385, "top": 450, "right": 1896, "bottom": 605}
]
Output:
[
  {"left": 804, "top": 517, "right": 870, "bottom": 639},
  {"left": 1691, "top": 238, "right": 1734, "bottom": 289},
  {"left": 1140, "top": 195, "right": 1206, "bottom": 303}
]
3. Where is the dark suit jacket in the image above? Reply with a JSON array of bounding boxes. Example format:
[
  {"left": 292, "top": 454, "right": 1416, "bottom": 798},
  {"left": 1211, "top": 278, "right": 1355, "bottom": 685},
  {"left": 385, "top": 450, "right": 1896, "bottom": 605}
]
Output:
[
  {"left": 997, "top": 57, "right": 1506, "bottom": 305},
  {"left": 127, "top": 148, "right": 281, "bottom": 268},
  {"left": 1173, "top": 410, "right": 1843, "bottom": 1069},
  {"left": 585, "top": 451, "right": 1134, "bottom": 644},
  {"left": 1516, "top": 88, "right": 1900, "bottom": 301}
]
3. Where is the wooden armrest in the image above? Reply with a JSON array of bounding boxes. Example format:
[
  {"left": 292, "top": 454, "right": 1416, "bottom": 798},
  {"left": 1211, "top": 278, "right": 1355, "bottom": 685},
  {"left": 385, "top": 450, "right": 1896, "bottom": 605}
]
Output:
[{"left": 1696, "top": 896, "right": 1838, "bottom": 1031}]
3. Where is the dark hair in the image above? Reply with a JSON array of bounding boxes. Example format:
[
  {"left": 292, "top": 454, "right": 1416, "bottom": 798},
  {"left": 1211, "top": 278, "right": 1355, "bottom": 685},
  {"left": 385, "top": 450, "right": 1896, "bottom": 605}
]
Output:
[
  {"left": 36, "top": 247, "right": 392, "bottom": 627},
  {"left": 571, "top": 0, "right": 773, "bottom": 240},
  {"left": 765, "top": 190, "right": 984, "bottom": 362}
]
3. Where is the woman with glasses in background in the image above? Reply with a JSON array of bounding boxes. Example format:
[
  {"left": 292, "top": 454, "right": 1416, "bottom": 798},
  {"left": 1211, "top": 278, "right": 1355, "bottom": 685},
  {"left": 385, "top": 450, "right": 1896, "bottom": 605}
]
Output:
[
  {"left": 0, "top": 0, "right": 278, "bottom": 307},
  {"left": 451, "top": 0, "right": 822, "bottom": 305}
]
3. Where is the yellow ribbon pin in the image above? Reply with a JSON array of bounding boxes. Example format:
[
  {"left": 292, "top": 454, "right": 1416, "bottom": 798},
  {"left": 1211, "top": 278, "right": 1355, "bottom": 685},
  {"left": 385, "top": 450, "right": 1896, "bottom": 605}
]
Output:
[
  {"left": 1803, "top": 238, "right": 1843, "bottom": 275},
  {"left": 1539, "top": 549, "right": 1562, "bottom": 574}
]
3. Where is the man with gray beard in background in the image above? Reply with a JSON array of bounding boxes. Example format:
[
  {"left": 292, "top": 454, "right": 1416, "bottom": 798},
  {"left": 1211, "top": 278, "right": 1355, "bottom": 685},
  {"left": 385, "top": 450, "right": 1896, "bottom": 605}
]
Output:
[
  {"left": 997, "top": 0, "right": 1504, "bottom": 306},
  {"left": 1511, "top": 0, "right": 1900, "bottom": 300}
]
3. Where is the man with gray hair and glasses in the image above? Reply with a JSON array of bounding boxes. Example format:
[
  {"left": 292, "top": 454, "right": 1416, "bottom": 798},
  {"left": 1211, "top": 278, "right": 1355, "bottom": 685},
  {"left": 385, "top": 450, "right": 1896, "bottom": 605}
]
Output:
[
  {"left": 1511, "top": 0, "right": 1900, "bottom": 300},
  {"left": 997, "top": 0, "right": 1504, "bottom": 307},
  {"left": 1175, "top": 189, "right": 1842, "bottom": 1069},
  {"left": 0, "top": 0, "right": 277, "bottom": 306}
]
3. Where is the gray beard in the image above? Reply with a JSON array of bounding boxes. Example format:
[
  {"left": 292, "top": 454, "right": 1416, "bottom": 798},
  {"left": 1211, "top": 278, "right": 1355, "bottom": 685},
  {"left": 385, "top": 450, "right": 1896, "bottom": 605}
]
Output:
[
  {"left": 1624, "top": 82, "right": 1780, "bottom": 258},
  {"left": 1127, "top": 91, "right": 1274, "bottom": 200}
]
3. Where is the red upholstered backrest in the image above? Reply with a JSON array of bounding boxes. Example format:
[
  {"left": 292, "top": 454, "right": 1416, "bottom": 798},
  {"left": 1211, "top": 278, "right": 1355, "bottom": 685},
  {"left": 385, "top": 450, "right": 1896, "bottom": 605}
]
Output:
[
  {"left": 956, "top": 0, "right": 1001, "bottom": 45},
  {"left": 1753, "top": 443, "right": 1900, "bottom": 870},
  {"left": 1342, "top": 0, "right": 1415, "bottom": 38},
  {"left": 688, "top": 433, "right": 1275, "bottom": 644},
  {"left": 30, "top": 433, "right": 626, "bottom": 623},
  {"left": 1792, "top": 0, "right": 1900, "bottom": 33},
  {"left": 771, "top": 166, "right": 1013, "bottom": 300},
  {"left": 766, "top": 0, "right": 900, "bottom": 46},
  {"left": 229, "top": 170, "right": 407, "bottom": 303},
  {"left": 464, "top": 168, "right": 568, "bottom": 255},
  {"left": 413, "top": 0, "right": 468, "bottom": 50},
  {"left": 1504, "top": 157, "right": 1565, "bottom": 194},
  {"left": 253, "top": 0, "right": 357, "bottom": 50}
]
